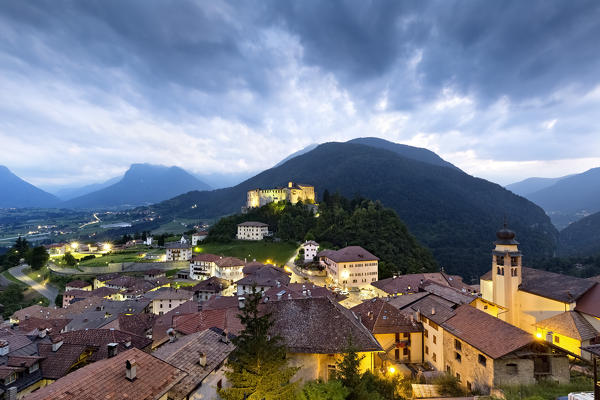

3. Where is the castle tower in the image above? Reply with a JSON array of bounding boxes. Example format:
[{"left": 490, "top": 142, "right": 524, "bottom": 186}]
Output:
[{"left": 491, "top": 222, "right": 522, "bottom": 325}]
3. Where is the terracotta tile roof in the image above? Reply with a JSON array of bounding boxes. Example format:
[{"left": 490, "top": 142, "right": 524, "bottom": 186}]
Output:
[
  {"left": 535, "top": 311, "right": 598, "bottom": 341},
  {"left": 24, "top": 348, "right": 186, "bottom": 400},
  {"left": 153, "top": 328, "right": 235, "bottom": 400},
  {"left": 115, "top": 313, "right": 156, "bottom": 337},
  {"left": 0, "top": 365, "right": 23, "bottom": 379},
  {"left": 443, "top": 305, "right": 534, "bottom": 359},
  {"left": 215, "top": 256, "right": 245, "bottom": 268},
  {"left": 318, "top": 246, "right": 379, "bottom": 263},
  {"left": 150, "top": 288, "right": 194, "bottom": 301},
  {"left": 237, "top": 221, "right": 268, "bottom": 227},
  {"left": 575, "top": 283, "right": 600, "bottom": 318},
  {"left": 52, "top": 329, "right": 152, "bottom": 361},
  {"left": 191, "top": 253, "right": 221, "bottom": 262},
  {"left": 38, "top": 342, "right": 90, "bottom": 379},
  {"left": 263, "top": 297, "right": 382, "bottom": 354},
  {"left": 480, "top": 270, "right": 492, "bottom": 281},
  {"left": 202, "top": 295, "right": 239, "bottom": 310},
  {"left": 152, "top": 301, "right": 199, "bottom": 344},
  {"left": 236, "top": 265, "right": 291, "bottom": 287},
  {"left": 262, "top": 283, "right": 333, "bottom": 301},
  {"left": 421, "top": 283, "right": 475, "bottom": 305},
  {"left": 173, "top": 308, "right": 243, "bottom": 336},
  {"left": 191, "top": 276, "right": 229, "bottom": 293},
  {"left": 520, "top": 267, "right": 595, "bottom": 303},
  {"left": 0, "top": 329, "right": 34, "bottom": 353},
  {"left": 11, "top": 305, "right": 64, "bottom": 322},
  {"left": 409, "top": 296, "right": 456, "bottom": 325},
  {"left": 65, "top": 280, "right": 90, "bottom": 289},
  {"left": 7, "top": 355, "right": 42, "bottom": 368},
  {"left": 17, "top": 317, "right": 71, "bottom": 335},
  {"left": 371, "top": 272, "right": 468, "bottom": 296},
  {"left": 351, "top": 298, "right": 422, "bottom": 334},
  {"left": 386, "top": 292, "right": 430, "bottom": 310},
  {"left": 588, "top": 275, "right": 600, "bottom": 283},
  {"left": 96, "top": 273, "right": 122, "bottom": 283},
  {"left": 90, "top": 287, "right": 120, "bottom": 297},
  {"left": 107, "top": 276, "right": 156, "bottom": 292}
]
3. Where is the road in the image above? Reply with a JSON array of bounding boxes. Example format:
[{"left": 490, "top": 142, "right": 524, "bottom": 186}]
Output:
[{"left": 9, "top": 264, "right": 59, "bottom": 303}]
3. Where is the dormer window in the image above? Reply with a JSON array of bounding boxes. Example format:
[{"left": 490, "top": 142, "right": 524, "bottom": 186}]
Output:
[
  {"left": 29, "top": 363, "right": 39, "bottom": 373},
  {"left": 5, "top": 372, "right": 16, "bottom": 384}
]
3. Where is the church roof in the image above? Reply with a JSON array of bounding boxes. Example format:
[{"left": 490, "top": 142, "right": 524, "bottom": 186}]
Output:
[{"left": 535, "top": 311, "right": 598, "bottom": 341}]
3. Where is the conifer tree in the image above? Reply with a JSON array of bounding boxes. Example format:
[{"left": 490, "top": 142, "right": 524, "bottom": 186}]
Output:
[{"left": 219, "top": 287, "right": 299, "bottom": 400}]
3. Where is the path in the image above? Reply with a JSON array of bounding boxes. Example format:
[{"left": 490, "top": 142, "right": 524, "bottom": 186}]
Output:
[{"left": 8, "top": 264, "right": 59, "bottom": 303}]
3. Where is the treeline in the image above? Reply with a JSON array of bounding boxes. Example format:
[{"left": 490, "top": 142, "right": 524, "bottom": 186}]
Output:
[
  {"left": 0, "top": 237, "right": 49, "bottom": 271},
  {"left": 207, "top": 191, "right": 438, "bottom": 278},
  {"left": 532, "top": 255, "right": 600, "bottom": 279}
]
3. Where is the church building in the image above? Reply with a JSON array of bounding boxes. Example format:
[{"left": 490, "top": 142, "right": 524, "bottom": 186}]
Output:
[{"left": 479, "top": 224, "right": 600, "bottom": 360}]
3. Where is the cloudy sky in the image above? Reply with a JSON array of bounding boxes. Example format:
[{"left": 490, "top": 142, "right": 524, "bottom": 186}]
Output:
[{"left": 1, "top": 0, "right": 600, "bottom": 189}]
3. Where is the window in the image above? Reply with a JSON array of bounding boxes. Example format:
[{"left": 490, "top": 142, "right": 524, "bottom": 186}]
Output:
[
  {"left": 29, "top": 363, "right": 39, "bottom": 373},
  {"left": 446, "top": 365, "right": 451, "bottom": 374},
  {"left": 395, "top": 349, "right": 400, "bottom": 360},
  {"left": 478, "top": 354, "right": 487, "bottom": 367},
  {"left": 5, "top": 372, "right": 16, "bottom": 384},
  {"left": 456, "top": 373, "right": 461, "bottom": 382},
  {"left": 554, "top": 335, "right": 560, "bottom": 344},
  {"left": 429, "top": 320, "right": 439, "bottom": 330},
  {"left": 467, "top": 381, "right": 472, "bottom": 391},
  {"left": 506, "top": 363, "right": 518, "bottom": 375},
  {"left": 432, "top": 353, "right": 437, "bottom": 362},
  {"left": 433, "top": 335, "right": 437, "bottom": 344},
  {"left": 395, "top": 333, "right": 400, "bottom": 342},
  {"left": 327, "top": 364, "right": 338, "bottom": 381},
  {"left": 455, "top": 352, "right": 461, "bottom": 362},
  {"left": 425, "top": 346, "right": 429, "bottom": 355},
  {"left": 424, "top": 329, "right": 429, "bottom": 338},
  {"left": 454, "top": 339, "right": 462, "bottom": 351}
]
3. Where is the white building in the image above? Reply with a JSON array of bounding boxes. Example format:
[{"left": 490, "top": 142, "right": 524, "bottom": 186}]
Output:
[
  {"left": 166, "top": 242, "right": 192, "bottom": 261},
  {"left": 302, "top": 240, "right": 319, "bottom": 263},
  {"left": 149, "top": 288, "right": 194, "bottom": 315},
  {"left": 144, "top": 236, "right": 153, "bottom": 246},
  {"left": 191, "top": 231, "right": 209, "bottom": 246},
  {"left": 189, "top": 253, "right": 221, "bottom": 280},
  {"left": 318, "top": 246, "right": 379, "bottom": 289},
  {"left": 236, "top": 221, "right": 269, "bottom": 240}
]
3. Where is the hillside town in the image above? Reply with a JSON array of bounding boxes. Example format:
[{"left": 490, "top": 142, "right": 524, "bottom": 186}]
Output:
[{"left": 0, "top": 215, "right": 598, "bottom": 400}]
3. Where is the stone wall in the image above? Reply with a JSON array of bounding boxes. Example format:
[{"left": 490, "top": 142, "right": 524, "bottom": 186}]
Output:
[{"left": 443, "top": 331, "right": 494, "bottom": 392}]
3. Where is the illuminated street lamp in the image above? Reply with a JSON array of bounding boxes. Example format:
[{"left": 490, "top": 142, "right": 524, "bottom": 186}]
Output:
[
  {"left": 103, "top": 243, "right": 112, "bottom": 252},
  {"left": 71, "top": 242, "right": 79, "bottom": 250}
]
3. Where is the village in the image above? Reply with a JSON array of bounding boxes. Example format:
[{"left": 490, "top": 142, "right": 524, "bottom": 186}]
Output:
[{"left": 0, "top": 183, "right": 597, "bottom": 399}]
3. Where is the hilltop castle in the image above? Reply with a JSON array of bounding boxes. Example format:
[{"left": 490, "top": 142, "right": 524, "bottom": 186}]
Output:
[{"left": 246, "top": 181, "right": 315, "bottom": 209}]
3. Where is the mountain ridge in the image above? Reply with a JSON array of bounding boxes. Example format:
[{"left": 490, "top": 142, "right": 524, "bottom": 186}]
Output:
[{"left": 0, "top": 166, "right": 60, "bottom": 208}]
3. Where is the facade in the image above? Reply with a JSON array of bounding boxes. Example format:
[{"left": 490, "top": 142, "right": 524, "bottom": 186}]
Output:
[
  {"left": 479, "top": 224, "right": 600, "bottom": 360},
  {"left": 235, "top": 265, "right": 291, "bottom": 295},
  {"left": 246, "top": 181, "right": 315, "bottom": 209},
  {"left": 214, "top": 257, "right": 245, "bottom": 282},
  {"left": 149, "top": 289, "right": 194, "bottom": 316},
  {"left": 351, "top": 298, "right": 423, "bottom": 372},
  {"left": 189, "top": 253, "right": 221, "bottom": 280},
  {"left": 191, "top": 231, "right": 208, "bottom": 245},
  {"left": 65, "top": 280, "right": 92, "bottom": 292},
  {"left": 236, "top": 221, "right": 269, "bottom": 240},
  {"left": 191, "top": 277, "right": 230, "bottom": 302},
  {"left": 302, "top": 240, "right": 319, "bottom": 263},
  {"left": 318, "top": 246, "right": 379, "bottom": 289},
  {"left": 165, "top": 242, "right": 192, "bottom": 261}
]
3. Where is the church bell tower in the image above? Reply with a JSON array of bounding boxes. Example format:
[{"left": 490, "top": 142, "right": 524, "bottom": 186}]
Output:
[{"left": 491, "top": 222, "right": 522, "bottom": 325}]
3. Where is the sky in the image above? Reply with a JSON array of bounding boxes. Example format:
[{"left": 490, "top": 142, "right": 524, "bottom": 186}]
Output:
[{"left": 1, "top": 0, "right": 600, "bottom": 189}]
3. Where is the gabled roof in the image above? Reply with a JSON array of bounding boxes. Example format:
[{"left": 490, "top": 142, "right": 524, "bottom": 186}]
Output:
[
  {"left": 25, "top": 348, "right": 186, "bottom": 400},
  {"left": 153, "top": 329, "right": 235, "bottom": 400},
  {"left": 166, "top": 242, "right": 192, "bottom": 249},
  {"left": 575, "top": 283, "right": 600, "bottom": 318},
  {"left": 191, "top": 276, "right": 229, "bottom": 293},
  {"left": 152, "top": 301, "right": 199, "bottom": 344},
  {"left": 214, "top": 256, "right": 245, "bottom": 268},
  {"left": 173, "top": 308, "right": 243, "bottom": 336},
  {"left": 202, "top": 295, "right": 239, "bottom": 311},
  {"left": 236, "top": 265, "right": 291, "bottom": 287},
  {"left": 535, "top": 311, "right": 598, "bottom": 341},
  {"left": 191, "top": 253, "right": 221, "bottom": 263},
  {"left": 351, "top": 298, "right": 422, "bottom": 334},
  {"left": 519, "top": 267, "right": 595, "bottom": 303},
  {"left": 149, "top": 288, "right": 194, "bottom": 301},
  {"left": 17, "top": 317, "right": 71, "bottom": 335},
  {"left": 443, "top": 305, "right": 534, "bottom": 359},
  {"left": 318, "top": 246, "right": 379, "bottom": 263},
  {"left": 262, "top": 283, "right": 334, "bottom": 301},
  {"left": 421, "top": 283, "right": 475, "bottom": 305},
  {"left": 38, "top": 343, "right": 90, "bottom": 380},
  {"left": 237, "top": 221, "right": 268, "bottom": 227},
  {"left": 65, "top": 280, "right": 90, "bottom": 289},
  {"left": 263, "top": 297, "right": 382, "bottom": 354},
  {"left": 52, "top": 329, "right": 152, "bottom": 362},
  {"left": 409, "top": 296, "right": 456, "bottom": 325},
  {"left": 371, "top": 272, "right": 471, "bottom": 296},
  {"left": 116, "top": 313, "right": 156, "bottom": 337}
]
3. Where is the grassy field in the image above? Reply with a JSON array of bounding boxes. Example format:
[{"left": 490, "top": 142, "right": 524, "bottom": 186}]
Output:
[
  {"left": 500, "top": 373, "right": 593, "bottom": 400},
  {"left": 195, "top": 241, "right": 297, "bottom": 266},
  {"left": 24, "top": 265, "right": 50, "bottom": 283},
  {"left": 2, "top": 270, "right": 27, "bottom": 287}
]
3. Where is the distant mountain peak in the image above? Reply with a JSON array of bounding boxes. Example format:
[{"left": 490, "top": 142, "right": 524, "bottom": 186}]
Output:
[{"left": 0, "top": 166, "right": 59, "bottom": 208}]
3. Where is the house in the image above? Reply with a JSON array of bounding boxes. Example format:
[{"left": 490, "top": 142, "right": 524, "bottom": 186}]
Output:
[
  {"left": 246, "top": 181, "right": 315, "bottom": 208},
  {"left": 144, "top": 236, "right": 153, "bottom": 246},
  {"left": 64, "top": 280, "right": 92, "bottom": 292},
  {"left": 214, "top": 257, "right": 245, "bottom": 282},
  {"left": 318, "top": 246, "right": 379, "bottom": 289},
  {"left": 351, "top": 298, "right": 423, "bottom": 372},
  {"left": 143, "top": 269, "right": 165, "bottom": 280},
  {"left": 191, "top": 277, "right": 230, "bottom": 302},
  {"left": 262, "top": 296, "right": 382, "bottom": 382},
  {"left": 235, "top": 265, "right": 291, "bottom": 295},
  {"left": 189, "top": 253, "right": 221, "bottom": 280},
  {"left": 236, "top": 221, "right": 269, "bottom": 241},
  {"left": 105, "top": 313, "right": 156, "bottom": 339},
  {"left": 302, "top": 240, "right": 319, "bottom": 263},
  {"left": 24, "top": 348, "right": 186, "bottom": 400},
  {"left": 153, "top": 328, "right": 235, "bottom": 400},
  {"left": 16, "top": 318, "right": 71, "bottom": 336},
  {"left": 151, "top": 301, "right": 199, "bottom": 348},
  {"left": 148, "top": 288, "right": 194, "bottom": 316},
  {"left": 61, "top": 287, "right": 119, "bottom": 308},
  {"left": 165, "top": 242, "right": 192, "bottom": 261},
  {"left": 44, "top": 243, "right": 68, "bottom": 256},
  {"left": 479, "top": 224, "right": 600, "bottom": 360},
  {"left": 0, "top": 330, "right": 47, "bottom": 397},
  {"left": 440, "top": 304, "right": 569, "bottom": 392},
  {"left": 93, "top": 273, "right": 122, "bottom": 289},
  {"left": 191, "top": 231, "right": 209, "bottom": 245},
  {"left": 172, "top": 309, "right": 244, "bottom": 337},
  {"left": 372, "top": 272, "right": 476, "bottom": 297}
]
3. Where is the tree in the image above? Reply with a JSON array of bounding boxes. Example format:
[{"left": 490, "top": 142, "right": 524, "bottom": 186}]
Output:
[
  {"left": 296, "top": 380, "right": 349, "bottom": 400},
  {"left": 333, "top": 338, "right": 364, "bottom": 392},
  {"left": 219, "top": 288, "right": 299, "bottom": 400},
  {"left": 14, "top": 236, "right": 29, "bottom": 254},
  {"left": 63, "top": 252, "right": 77, "bottom": 267},
  {"left": 157, "top": 235, "right": 165, "bottom": 246},
  {"left": 28, "top": 246, "right": 49, "bottom": 270}
]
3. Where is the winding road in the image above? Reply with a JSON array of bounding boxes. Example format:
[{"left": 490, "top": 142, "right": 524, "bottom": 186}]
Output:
[{"left": 8, "top": 264, "right": 59, "bottom": 303}]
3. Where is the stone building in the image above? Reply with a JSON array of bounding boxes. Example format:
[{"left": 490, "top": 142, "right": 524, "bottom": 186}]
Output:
[
  {"left": 236, "top": 221, "right": 269, "bottom": 240},
  {"left": 246, "top": 181, "right": 315, "bottom": 209},
  {"left": 318, "top": 246, "right": 379, "bottom": 289},
  {"left": 479, "top": 224, "right": 600, "bottom": 360}
]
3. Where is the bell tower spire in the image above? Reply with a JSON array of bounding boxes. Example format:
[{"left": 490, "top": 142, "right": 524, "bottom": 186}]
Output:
[{"left": 491, "top": 220, "right": 522, "bottom": 325}]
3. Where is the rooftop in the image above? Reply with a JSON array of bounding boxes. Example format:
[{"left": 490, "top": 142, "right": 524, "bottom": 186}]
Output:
[
  {"left": 237, "top": 221, "right": 268, "bottom": 227},
  {"left": 65, "top": 280, "right": 90, "bottom": 288},
  {"left": 351, "top": 298, "right": 422, "bottom": 334},
  {"left": 236, "top": 265, "right": 291, "bottom": 287},
  {"left": 215, "top": 256, "right": 245, "bottom": 268},
  {"left": 25, "top": 348, "right": 186, "bottom": 400},
  {"left": 191, "top": 253, "right": 222, "bottom": 263},
  {"left": 149, "top": 288, "right": 194, "bottom": 301},
  {"left": 574, "top": 283, "right": 600, "bottom": 318},
  {"left": 409, "top": 296, "right": 456, "bottom": 326},
  {"left": 318, "top": 246, "right": 379, "bottom": 263},
  {"left": 535, "top": 311, "right": 598, "bottom": 341},
  {"left": 191, "top": 276, "right": 229, "bottom": 292}
]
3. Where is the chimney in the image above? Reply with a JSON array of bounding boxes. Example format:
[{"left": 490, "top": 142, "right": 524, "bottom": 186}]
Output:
[
  {"left": 276, "top": 280, "right": 281, "bottom": 288},
  {"left": 431, "top": 307, "right": 436, "bottom": 315},
  {"left": 38, "top": 329, "right": 47, "bottom": 339},
  {"left": 288, "top": 181, "right": 293, "bottom": 188},
  {"left": 220, "top": 329, "right": 230, "bottom": 344},
  {"left": 6, "top": 387, "right": 17, "bottom": 400},
  {"left": 51, "top": 337, "right": 63, "bottom": 352},
  {"left": 546, "top": 331, "right": 554, "bottom": 343},
  {"left": 124, "top": 337, "right": 132, "bottom": 348},
  {"left": 0, "top": 340, "right": 9, "bottom": 356},
  {"left": 126, "top": 359, "right": 137, "bottom": 381},
  {"left": 307, "top": 290, "right": 311, "bottom": 297},
  {"left": 167, "top": 328, "right": 176, "bottom": 343},
  {"left": 199, "top": 351, "right": 207, "bottom": 367},
  {"left": 238, "top": 296, "right": 245, "bottom": 309},
  {"left": 108, "top": 343, "right": 118, "bottom": 358}
]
